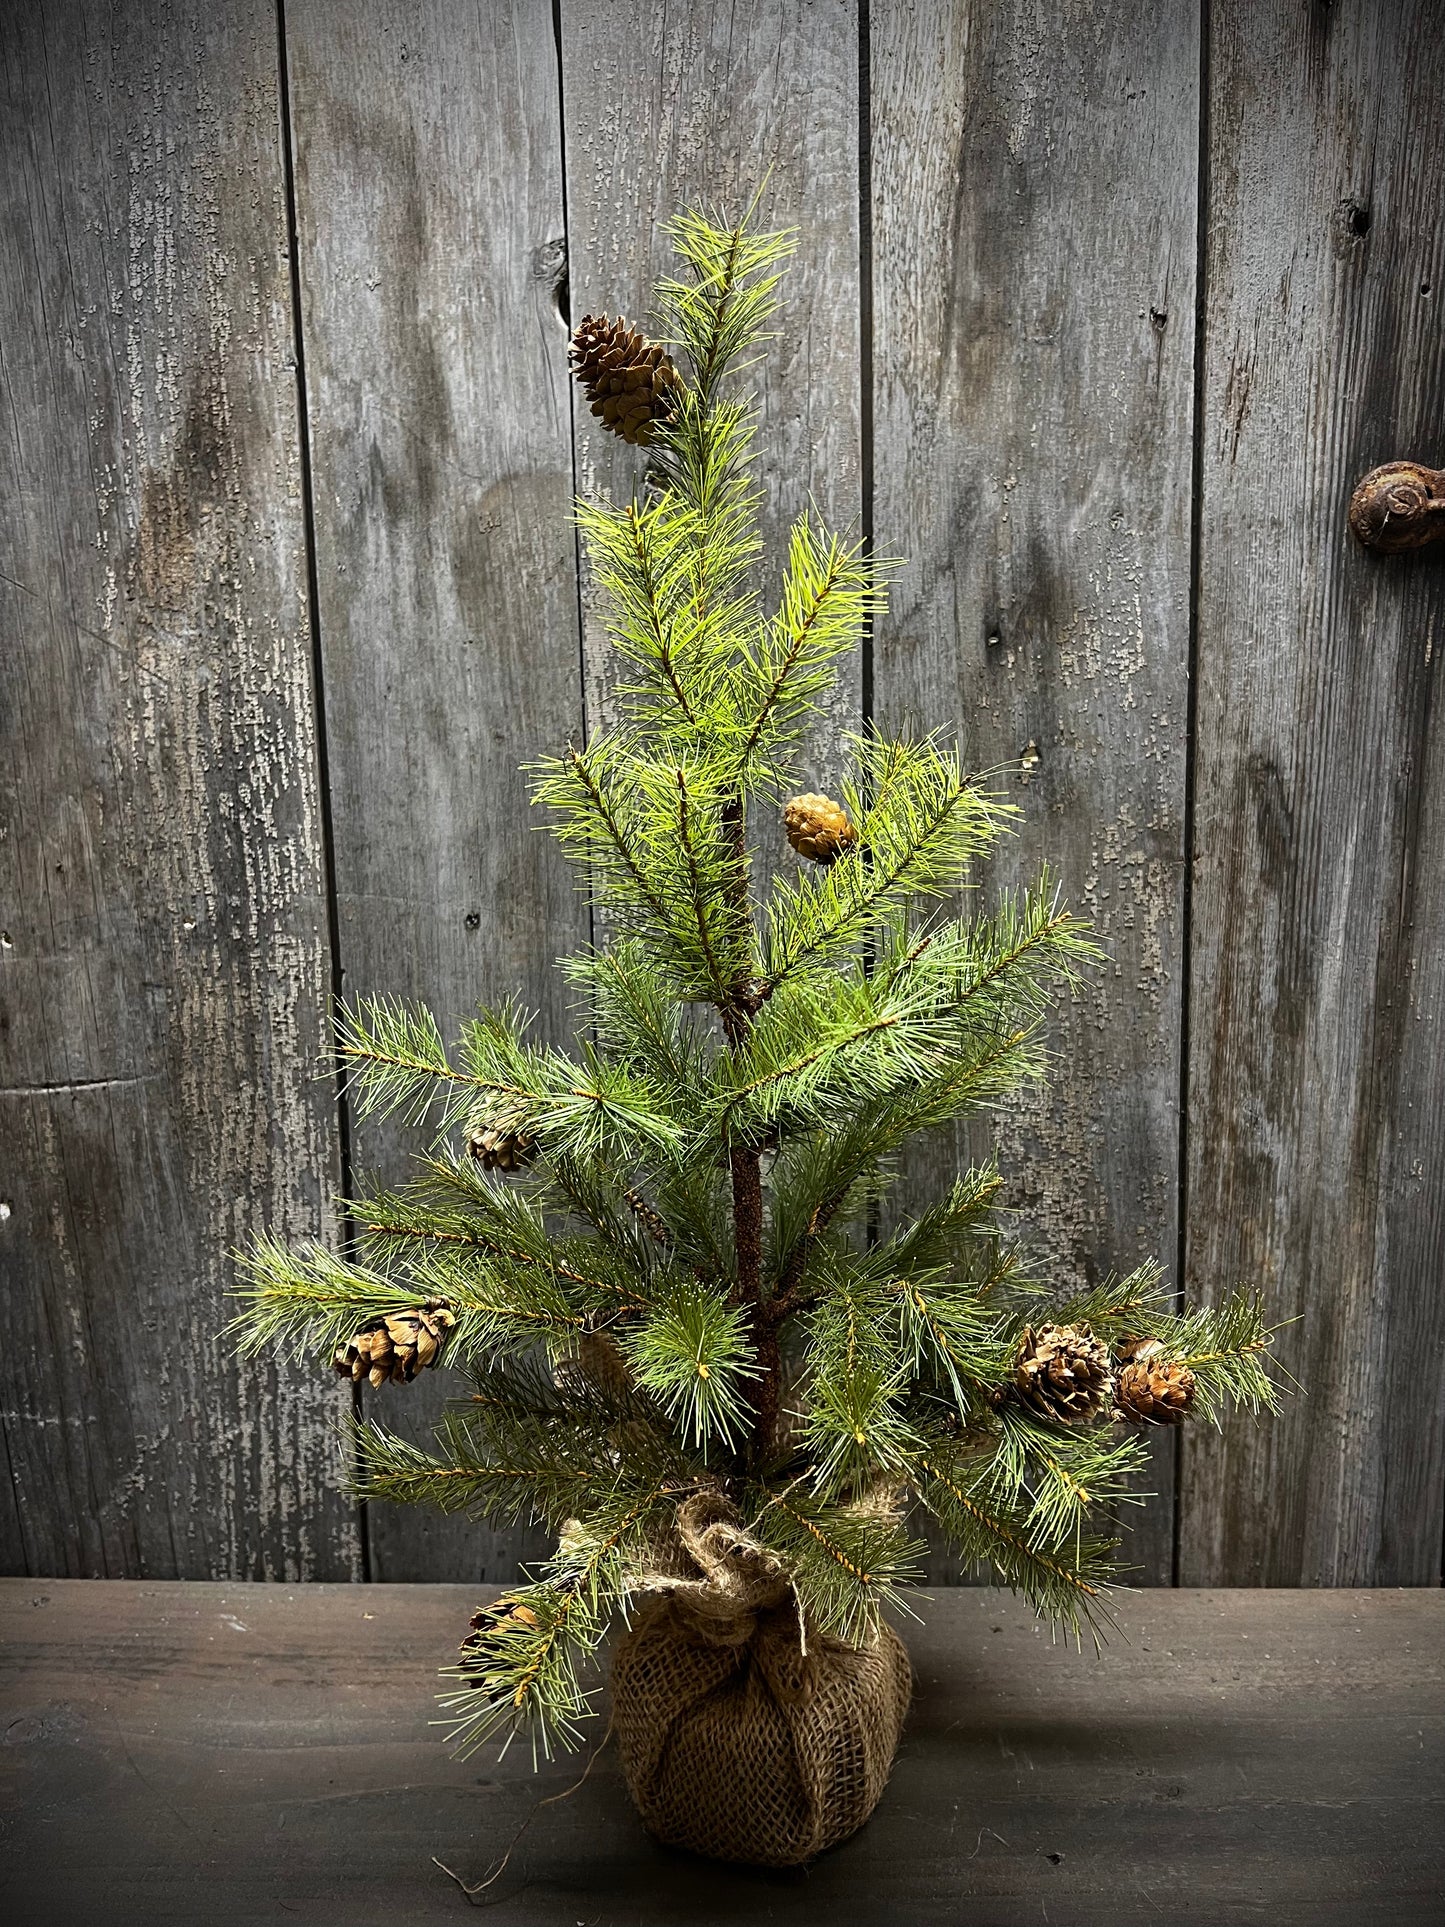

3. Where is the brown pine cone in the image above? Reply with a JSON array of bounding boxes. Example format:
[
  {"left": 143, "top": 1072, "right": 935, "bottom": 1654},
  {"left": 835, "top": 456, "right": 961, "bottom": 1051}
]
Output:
[
  {"left": 1014, "top": 1322, "right": 1112, "bottom": 1424},
  {"left": 624, "top": 1187, "right": 671, "bottom": 1248},
  {"left": 332, "top": 1299, "right": 456, "bottom": 1388},
  {"left": 569, "top": 313, "right": 679, "bottom": 445},
  {"left": 784, "top": 792, "right": 858, "bottom": 864},
  {"left": 1115, "top": 1354, "right": 1196, "bottom": 1425}
]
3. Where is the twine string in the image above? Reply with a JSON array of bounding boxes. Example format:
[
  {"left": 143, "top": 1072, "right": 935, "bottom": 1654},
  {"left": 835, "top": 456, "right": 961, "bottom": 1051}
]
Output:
[{"left": 432, "top": 1715, "right": 614, "bottom": 1906}]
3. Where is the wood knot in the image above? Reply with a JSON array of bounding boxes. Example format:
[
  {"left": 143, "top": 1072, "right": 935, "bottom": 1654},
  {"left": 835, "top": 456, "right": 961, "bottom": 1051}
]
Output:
[{"left": 1348, "top": 461, "right": 1445, "bottom": 554}]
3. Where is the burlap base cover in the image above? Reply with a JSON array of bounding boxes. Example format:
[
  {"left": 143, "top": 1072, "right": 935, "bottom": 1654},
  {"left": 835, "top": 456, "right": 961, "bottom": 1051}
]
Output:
[{"left": 610, "top": 1492, "right": 912, "bottom": 1866}]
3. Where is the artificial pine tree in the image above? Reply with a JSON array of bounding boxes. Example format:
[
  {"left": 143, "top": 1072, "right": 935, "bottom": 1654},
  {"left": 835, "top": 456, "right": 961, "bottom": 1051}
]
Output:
[{"left": 235, "top": 201, "right": 1277, "bottom": 1863}]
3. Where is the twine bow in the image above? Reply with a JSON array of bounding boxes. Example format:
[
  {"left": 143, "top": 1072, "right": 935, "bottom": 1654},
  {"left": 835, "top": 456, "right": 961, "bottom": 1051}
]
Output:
[{"left": 629, "top": 1488, "right": 800, "bottom": 1651}]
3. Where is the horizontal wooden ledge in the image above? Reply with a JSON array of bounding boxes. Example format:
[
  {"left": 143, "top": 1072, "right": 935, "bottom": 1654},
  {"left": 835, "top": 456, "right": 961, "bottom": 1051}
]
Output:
[{"left": 1, "top": 1579, "right": 1441, "bottom": 1926}]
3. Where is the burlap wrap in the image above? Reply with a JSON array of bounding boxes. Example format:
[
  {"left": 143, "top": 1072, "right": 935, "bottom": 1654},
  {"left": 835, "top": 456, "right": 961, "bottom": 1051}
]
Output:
[{"left": 610, "top": 1492, "right": 912, "bottom": 1866}]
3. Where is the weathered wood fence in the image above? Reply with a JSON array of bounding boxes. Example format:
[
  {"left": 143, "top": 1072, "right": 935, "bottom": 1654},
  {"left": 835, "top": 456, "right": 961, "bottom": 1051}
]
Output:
[{"left": 3, "top": 0, "right": 1442, "bottom": 1587}]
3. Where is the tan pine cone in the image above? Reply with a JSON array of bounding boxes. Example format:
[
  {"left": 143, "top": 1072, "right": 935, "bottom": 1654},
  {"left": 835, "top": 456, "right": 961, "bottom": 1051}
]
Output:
[
  {"left": 466, "top": 1102, "right": 537, "bottom": 1173},
  {"left": 569, "top": 313, "right": 679, "bottom": 445},
  {"left": 1014, "top": 1321, "right": 1112, "bottom": 1424},
  {"left": 1115, "top": 1354, "right": 1196, "bottom": 1425},
  {"left": 463, "top": 1596, "right": 540, "bottom": 1656},
  {"left": 784, "top": 792, "right": 858, "bottom": 864},
  {"left": 458, "top": 1599, "right": 543, "bottom": 1692},
  {"left": 1116, "top": 1334, "right": 1164, "bottom": 1364},
  {"left": 332, "top": 1299, "right": 456, "bottom": 1388}
]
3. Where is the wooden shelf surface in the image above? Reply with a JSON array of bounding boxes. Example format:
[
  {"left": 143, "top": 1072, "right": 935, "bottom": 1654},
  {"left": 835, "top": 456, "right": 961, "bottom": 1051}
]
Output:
[{"left": 1, "top": 1580, "right": 1441, "bottom": 1925}]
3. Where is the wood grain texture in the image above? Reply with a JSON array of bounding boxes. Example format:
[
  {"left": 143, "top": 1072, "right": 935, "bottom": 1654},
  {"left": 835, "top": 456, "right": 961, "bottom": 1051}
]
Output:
[
  {"left": 559, "top": 0, "right": 864, "bottom": 833},
  {"left": 3, "top": 1578, "right": 1442, "bottom": 1925},
  {"left": 1180, "top": 1, "right": 1445, "bottom": 1586},
  {"left": 6, "top": 0, "right": 1445, "bottom": 1596},
  {"left": 282, "top": 0, "right": 583, "bottom": 1580},
  {"left": 869, "top": 1, "right": 1200, "bottom": 1583},
  {"left": 0, "top": 1, "right": 354, "bottom": 1579}
]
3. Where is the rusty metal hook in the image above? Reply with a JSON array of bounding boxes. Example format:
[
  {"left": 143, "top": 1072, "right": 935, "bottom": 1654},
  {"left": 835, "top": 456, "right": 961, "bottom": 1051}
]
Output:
[{"left": 1348, "top": 461, "right": 1445, "bottom": 553}]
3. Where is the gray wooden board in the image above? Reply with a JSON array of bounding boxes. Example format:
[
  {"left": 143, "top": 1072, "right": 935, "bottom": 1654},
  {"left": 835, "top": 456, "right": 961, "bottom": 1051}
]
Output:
[
  {"left": 1180, "top": 1, "right": 1445, "bottom": 1584},
  {"left": 282, "top": 0, "right": 584, "bottom": 1580},
  {"left": 6, "top": 0, "right": 1445, "bottom": 1597},
  {"left": 0, "top": 0, "right": 354, "bottom": 1579},
  {"left": 560, "top": 0, "right": 865, "bottom": 893},
  {"left": 869, "top": 1, "right": 1200, "bottom": 1583},
  {"left": 1, "top": 1578, "right": 1441, "bottom": 1926}
]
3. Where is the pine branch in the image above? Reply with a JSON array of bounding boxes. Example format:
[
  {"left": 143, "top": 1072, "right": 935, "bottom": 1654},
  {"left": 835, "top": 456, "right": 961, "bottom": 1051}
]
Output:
[
  {"left": 803, "top": 1361, "right": 922, "bottom": 1498},
  {"left": 1144, "top": 1288, "right": 1282, "bottom": 1425},
  {"left": 350, "top": 1416, "right": 593, "bottom": 1525},
  {"left": 563, "top": 940, "right": 706, "bottom": 1088},
  {"left": 622, "top": 1274, "right": 760, "bottom": 1453},
  {"left": 763, "top": 735, "right": 1010, "bottom": 988},
  {"left": 912, "top": 1449, "right": 1119, "bottom": 1635},
  {"left": 355, "top": 1168, "right": 650, "bottom": 1313},
  {"left": 867, "top": 1168, "right": 1004, "bottom": 1276},
  {"left": 582, "top": 496, "right": 703, "bottom": 726},
  {"left": 724, "top": 515, "right": 887, "bottom": 786},
  {"left": 747, "top": 1485, "right": 925, "bottom": 1645},
  {"left": 671, "top": 763, "right": 747, "bottom": 1005},
  {"left": 646, "top": 1157, "right": 737, "bottom": 1284},
  {"left": 767, "top": 1172, "right": 857, "bottom": 1318},
  {"left": 1029, "top": 1262, "right": 1171, "bottom": 1335},
  {"left": 985, "top": 1406, "right": 1151, "bottom": 1548},
  {"left": 720, "top": 957, "right": 1047, "bottom": 1140},
  {"left": 439, "top": 1575, "right": 601, "bottom": 1761},
  {"left": 437, "top": 1476, "right": 692, "bottom": 1760},
  {"left": 573, "top": 491, "right": 757, "bottom": 739},
  {"left": 892, "top": 1273, "right": 1005, "bottom": 1405},
  {"left": 801, "top": 1241, "right": 1010, "bottom": 1436},
  {"left": 535, "top": 746, "right": 758, "bottom": 1006},
  {"left": 353, "top": 1355, "right": 693, "bottom": 1528},
  {"left": 1013, "top": 1274, "right": 1281, "bottom": 1427},
  {"left": 231, "top": 1233, "right": 589, "bottom": 1368},
  {"left": 871, "top": 880, "right": 1098, "bottom": 1025},
  {"left": 655, "top": 201, "right": 797, "bottom": 402},
  {"left": 645, "top": 203, "right": 794, "bottom": 681},
  {"left": 531, "top": 742, "right": 679, "bottom": 937},
  {"left": 336, "top": 995, "right": 518, "bottom": 1132},
  {"left": 457, "top": 1015, "right": 687, "bottom": 1168}
]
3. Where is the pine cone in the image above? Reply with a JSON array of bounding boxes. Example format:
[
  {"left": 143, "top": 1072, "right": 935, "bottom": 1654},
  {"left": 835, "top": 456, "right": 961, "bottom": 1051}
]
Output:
[
  {"left": 1116, "top": 1334, "right": 1163, "bottom": 1364},
  {"left": 462, "top": 1596, "right": 539, "bottom": 1657},
  {"left": 466, "top": 1104, "right": 537, "bottom": 1173},
  {"left": 1115, "top": 1353, "right": 1196, "bottom": 1425},
  {"left": 457, "top": 1598, "right": 543, "bottom": 1693},
  {"left": 1014, "top": 1322, "right": 1112, "bottom": 1424},
  {"left": 624, "top": 1187, "right": 671, "bottom": 1248},
  {"left": 569, "top": 313, "right": 679, "bottom": 445},
  {"left": 784, "top": 792, "right": 858, "bottom": 865},
  {"left": 332, "top": 1299, "right": 456, "bottom": 1388}
]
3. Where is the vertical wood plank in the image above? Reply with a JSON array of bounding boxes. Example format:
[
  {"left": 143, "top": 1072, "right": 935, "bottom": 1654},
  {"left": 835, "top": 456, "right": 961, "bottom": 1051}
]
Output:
[
  {"left": 283, "top": 0, "right": 582, "bottom": 1580},
  {"left": 0, "top": 0, "right": 355, "bottom": 1578},
  {"left": 870, "top": 1, "right": 1200, "bottom": 1581},
  {"left": 1181, "top": 0, "right": 1445, "bottom": 1586},
  {"left": 559, "top": 0, "right": 864, "bottom": 797}
]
